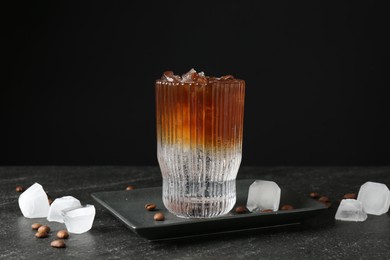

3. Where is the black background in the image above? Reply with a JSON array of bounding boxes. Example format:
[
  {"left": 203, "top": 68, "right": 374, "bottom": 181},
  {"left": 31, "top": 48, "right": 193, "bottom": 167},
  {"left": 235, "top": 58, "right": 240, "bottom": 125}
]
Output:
[{"left": 2, "top": 1, "right": 390, "bottom": 166}]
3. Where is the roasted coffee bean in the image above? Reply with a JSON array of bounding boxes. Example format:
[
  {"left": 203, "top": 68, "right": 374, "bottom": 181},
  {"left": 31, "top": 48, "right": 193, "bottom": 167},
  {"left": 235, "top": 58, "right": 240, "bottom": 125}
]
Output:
[
  {"left": 51, "top": 240, "right": 66, "bottom": 248},
  {"left": 318, "top": 196, "right": 329, "bottom": 203},
  {"left": 145, "top": 203, "right": 156, "bottom": 211},
  {"left": 309, "top": 192, "right": 320, "bottom": 198},
  {"left": 16, "top": 186, "right": 24, "bottom": 192},
  {"left": 56, "top": 230, "right": 69, "bottom": 239},
  {"left": 48, "top": 198, "right": 54, "bottom": 205},
  {"left": 235, "top": 206, "right": 247, "bottom": 214},
  {"left": 343, "top": 193, "right": 357, "bottom": 200},
  {"left": 31, "top": 223, "right": 42, "bottom": 230},
  {"left": 35, "top": 231, "right": 48, "bottom": 238},
  {"left": 126, "top": 185, "right": 135, "bottom": 191},
  {"left": 260, "top": 209, "right": 274, "bottom": 213},
  {"left": 154, "top": 212, "right": 165, "bottom": 221},
  {"left": 38, "top": 225, "right": 50, "bottom": 233},
  {"left": 281, "top": 204, "right": 294, "bottom": 211}
]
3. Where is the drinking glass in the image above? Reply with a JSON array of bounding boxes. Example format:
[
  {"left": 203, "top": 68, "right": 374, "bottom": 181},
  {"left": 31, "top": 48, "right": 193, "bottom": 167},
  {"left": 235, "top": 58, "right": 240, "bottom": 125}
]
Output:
[{"left": 156, "top": 78, "right": 245, "bottom": 218}]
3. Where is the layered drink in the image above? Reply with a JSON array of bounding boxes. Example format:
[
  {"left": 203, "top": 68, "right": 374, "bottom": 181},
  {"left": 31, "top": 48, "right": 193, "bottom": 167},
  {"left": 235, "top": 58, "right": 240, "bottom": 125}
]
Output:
[{"left": 156, "top": 69, "right": 245, "bottom": 218}]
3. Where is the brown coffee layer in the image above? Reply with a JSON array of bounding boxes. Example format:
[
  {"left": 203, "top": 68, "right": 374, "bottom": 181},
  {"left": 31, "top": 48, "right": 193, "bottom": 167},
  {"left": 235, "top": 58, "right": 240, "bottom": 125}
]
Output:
[{"left": 156, "top": 80, "right": 245, "bottom": 150}]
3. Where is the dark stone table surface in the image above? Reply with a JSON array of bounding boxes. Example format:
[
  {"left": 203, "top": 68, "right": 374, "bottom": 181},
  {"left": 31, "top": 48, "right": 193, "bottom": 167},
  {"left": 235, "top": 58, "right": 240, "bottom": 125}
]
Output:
[{"left": 1, "top": 166, "right": 389, "bottom": 259}]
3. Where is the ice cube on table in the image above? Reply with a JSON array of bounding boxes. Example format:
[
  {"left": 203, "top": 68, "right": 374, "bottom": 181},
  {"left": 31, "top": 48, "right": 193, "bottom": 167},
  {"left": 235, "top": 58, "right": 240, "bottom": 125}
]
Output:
[
  {"left": 357, "top": 181, "right": 390, "bottom": 215},
  {"left": 335, "top": 199, "right": 367, "bottom": 222},
  {"left": 246, "top": 180, "right": 281, "bottom": 212},
  {"left": 47, "top": 196, "right": 81, "bottom": 223},
  {"left": 18, "top": 183, "right": 50, "bottom": 218},
  {"left": 62, "top": 205, "right": 96, "bottom": 234}
]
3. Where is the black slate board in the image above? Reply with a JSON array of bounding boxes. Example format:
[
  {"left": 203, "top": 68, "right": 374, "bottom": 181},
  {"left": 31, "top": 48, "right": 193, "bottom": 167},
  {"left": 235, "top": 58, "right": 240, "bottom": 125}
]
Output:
[{"left": 92, "top": 179, "right": 327, "bottom": 240}]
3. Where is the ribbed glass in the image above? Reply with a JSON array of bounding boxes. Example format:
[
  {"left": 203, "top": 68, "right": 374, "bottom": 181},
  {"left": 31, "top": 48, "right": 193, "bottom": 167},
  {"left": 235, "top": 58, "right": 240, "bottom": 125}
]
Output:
[{"left": 156, "top": 79, "right": 245, "bottom": 218}]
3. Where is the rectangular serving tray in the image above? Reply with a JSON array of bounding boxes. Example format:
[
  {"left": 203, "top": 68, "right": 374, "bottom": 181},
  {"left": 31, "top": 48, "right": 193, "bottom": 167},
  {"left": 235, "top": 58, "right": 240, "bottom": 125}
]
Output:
[{"left": 92, "top": 179, "right": 327, "bottom": 240}]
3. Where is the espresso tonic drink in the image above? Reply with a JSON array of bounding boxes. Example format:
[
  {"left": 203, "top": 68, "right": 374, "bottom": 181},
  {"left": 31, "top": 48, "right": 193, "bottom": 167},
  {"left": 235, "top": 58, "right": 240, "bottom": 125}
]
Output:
[{"left": 156, "top": 69, "right": 245, "bottom": 218}]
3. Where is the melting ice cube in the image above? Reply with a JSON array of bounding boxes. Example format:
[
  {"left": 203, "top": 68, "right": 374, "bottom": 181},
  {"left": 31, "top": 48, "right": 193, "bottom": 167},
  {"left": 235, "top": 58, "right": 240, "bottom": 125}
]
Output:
[
  {"left": 357, "top": 181, "right": 390, "bottom": 215},
  {"left": 335, "top": 199, "right": 367, "bottom": 222},
  {"left": 162, "top": 71, "right": 181, "bottom": 82},
  {"left": 246, "top": 180, "right": 281, "bottom": 212},
  {"left": 18, "top": 183, "right": 50, "bottom": 218},
  {"left": 181, "top": 68, "right": 197, "bottom": 82},
  {"left": 62, "top": 205, "right": 96, "bottom": 234},
  {"left": 47, "top": 196, "right": 81, "bottom": 223}
]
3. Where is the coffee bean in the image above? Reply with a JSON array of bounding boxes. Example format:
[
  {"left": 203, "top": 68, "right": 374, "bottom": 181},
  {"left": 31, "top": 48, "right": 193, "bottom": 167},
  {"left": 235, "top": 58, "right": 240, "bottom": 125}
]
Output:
[
  {"left": 126, "top": 185, "right": 135, "bottom": 191},
  {"left": 48, "top": 198, "right": 53, "bottom": 205},
  {"left": 235, "top": 206, "right": 247, "bottom": 214},
  {"left": 318, "top": 196, "right": 329, "bottom": 203},
  {"left": 16, "top": 186, "right": 24, "bottom": 192},
  {"left": 154, "top": 212, "right": 165, "bottom": 221},
  {"left": 56, "top": 230, "right": 69, "bottom": 239},
  {"left": 35, "top": 231, "right": 48, "bottom": 238},
  {"left": 38, "top": 225, "right": 50, "bottom": 233},
  {"left": 145, "top": 203, "right": 156, "bottom": 211},
  {"left": 281, "top": 204, "right": 294, "bottom": 211},
  {"left": 309, "top": 192, "right": 320, "bottom": 198},
  {"left": 31, "top": 223, "right": 42, "bottom": 230},
  {"left": 343, "top": 193, "right": 357, "bottom": 200},
  {"left": 260, "top": 209, "right": 274, "bottom": 213},
  {"left": 51, "top": 240, "right": 66, "bottom": 248}
]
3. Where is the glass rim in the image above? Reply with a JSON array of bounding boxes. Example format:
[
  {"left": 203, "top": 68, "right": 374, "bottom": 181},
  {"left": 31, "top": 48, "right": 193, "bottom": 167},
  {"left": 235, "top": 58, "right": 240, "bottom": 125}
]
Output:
[{"left": 155, "top": 79, "right": 245, "bottom": 86}]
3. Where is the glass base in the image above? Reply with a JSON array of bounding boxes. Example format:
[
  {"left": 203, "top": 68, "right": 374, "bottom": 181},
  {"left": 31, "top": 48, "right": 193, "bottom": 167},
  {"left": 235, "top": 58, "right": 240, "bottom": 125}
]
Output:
[{"left": 162, "top": 179, "right": 236, "bottom": 218}]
